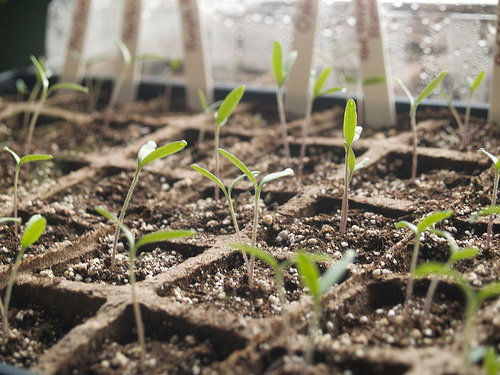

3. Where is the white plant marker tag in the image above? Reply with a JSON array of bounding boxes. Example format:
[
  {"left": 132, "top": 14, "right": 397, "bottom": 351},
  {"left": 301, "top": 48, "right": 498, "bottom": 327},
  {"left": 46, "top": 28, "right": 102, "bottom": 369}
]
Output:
[
  {"left": 488, "top": 3, "right": 500, "bottom": 125},
  {"left": 178, "top": 0, "right": 213, "bottom": 111},
  {"left": 353, "top": 0, "right": 395, "bottom": 128},
  {"left": 285, "top": 0, "right": 319, "bottom": 115},
  {"left": 60, "top": 0, "right": 92, "bottom": 84},
  {"left": 116, "top": 0, "right": 142, "bottom": 104}
]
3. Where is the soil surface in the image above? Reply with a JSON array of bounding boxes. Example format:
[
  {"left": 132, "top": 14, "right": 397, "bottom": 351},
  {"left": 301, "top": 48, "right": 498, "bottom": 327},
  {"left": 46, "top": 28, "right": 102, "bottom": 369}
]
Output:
[{"left": 0, "top": 92, "right": 499, "bottom": 375}]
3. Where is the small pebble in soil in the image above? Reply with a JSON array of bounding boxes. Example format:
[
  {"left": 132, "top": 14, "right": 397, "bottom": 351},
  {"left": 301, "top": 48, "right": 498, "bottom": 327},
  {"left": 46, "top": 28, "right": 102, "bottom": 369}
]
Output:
[{"left": 262, "top": 214, "right": 273, "bottom": 225}]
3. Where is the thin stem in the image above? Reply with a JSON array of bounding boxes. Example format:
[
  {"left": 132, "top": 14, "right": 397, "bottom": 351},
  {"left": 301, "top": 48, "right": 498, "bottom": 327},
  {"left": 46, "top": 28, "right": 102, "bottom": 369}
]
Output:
[
  {"left": 410, "top": 107, "right": 418, "bottom": 183},
  {"left": 249, "top": 189, "right": 261, "bottom": 289},
  {"left": 3, "top": 246, "right": 25, "bottom": 338},
  {"left": 420, "top": 274, "right": 439, "bottom": 328},
  {"left": 214, "top": 126, "right": 221, "bottom": 203},
  {"left": 103, "top": 67, "right": 128, "bottom": 129},
  {"left": 487, "top": 168, "right": 499, "bottom": 249},
  {"left": 25, "top": 96, "right": 47, "bottom": 155},
  {"left": 198, "top": 112, "right": 209, "bottom": 144},
  {"left": 22, "top": 81, "right": 41, "bottom": 133},
  {"left": 276, "top": 270, "right": 292, "bottom": 358},
  {"left": 277, "top": 87, "right": 291, "bottom": 166},
  {"left": 13, "top": 166, "right": 20, "bottom": 237},
  {"left": 111, "top": 170, "right": 140, "bottom": 267},
  {"left": 302, "top": 301, "right": 320, "bottom": 375},
  {"left": 462, "top": 292, "right": 477, "bottom": 375},
  {"left": 404, "top": 237, "right": 420, "bottom": 319},
  {"left": 340, "top": 148, "right": 350, "bottom": 233},
  {"left": 298, "top": 96, "right": 313, "bottom": 179},
  {"left": 227, "top": 198, "right": 250, "bottom": 277},
  {"left": 129, "top": 249, "right": 146, "bottom": 369},
  {"left": 464, "top": 95, "right": 473, "bottom": 146}
]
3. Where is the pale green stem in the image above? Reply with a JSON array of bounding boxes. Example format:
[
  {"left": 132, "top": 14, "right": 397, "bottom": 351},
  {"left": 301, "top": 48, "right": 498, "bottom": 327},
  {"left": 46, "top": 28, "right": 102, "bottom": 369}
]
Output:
[
  {"left": 487, "top": 167, "right": 499, "bottom": 250},
  {"left": 340, "top": 147, "right": 350, "bottom": 233},
  {"left": 298, "top": 96, "right": 313, "bottom": 179},
  {"left": 198, "top": 112, "right": 209, "bottom": 144},
  {"left": 464, "top": 94, "right": 473, "bottom": 146},
  {"left": 249, "top": 188, "right": 262, "bottom": 288},
  {"left": 227, "top": 198, "right": 250, "bottom": 276},
  {"left": 214, "top": 126, "right": 221, "bottom": 203},
  {"left": 462, "top": 291, "right": 477, "bottom": 375},
  {"left": 23, "top": 80, "right": 41, "bottom": 132},
  {"left": 302, "top": 300, "right": 320, "bottom": 375},
  {"left": 3, "top": 245, "right": 25, "bottom": 339},
  {"left": 410, "top": 106, "right": 418, "bottom": 183},
  {"left": 276, "top": 269, "right": 292, "bottom": 358},
  {"left": 129, "top": 248, "right": 146, "bottom": 369},
  {"left": 404, "top": 236, "right": 420, "bottom": 319},
  {"left": 111, "top": 170, "right": 140, "bottom": 267},
  {"left": 277, "top": 87, "right": 291, "bottom": 165},
  {"left": 13, "top": 165, "right": 20, "bottom": 237},
  {"left": 25, "top": 96, "right": 47, "bottom": 155}
]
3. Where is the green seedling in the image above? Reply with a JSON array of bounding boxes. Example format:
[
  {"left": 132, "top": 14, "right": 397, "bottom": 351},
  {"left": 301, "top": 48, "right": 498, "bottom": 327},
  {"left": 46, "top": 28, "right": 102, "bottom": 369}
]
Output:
[
  {"left": 22, "top": 56, "right": 51, "bottom": 132},
  {"left": 295, "top": 249, "right": 355, "bottom": 373},
  {"left": 483, "top": 347, "right": 500, "bottom": 375},
  {"left": 196, "top": 89, "right": 223, "bottom": 144},
  {"left": 340, "top": 99, "right": 369, "bottom": 233},
  {"left": 231, "top": 243, "right": 295, "bottom": 355},
  {"left": 477, "top": 149, "right": 500, "bottom": 250},
  {"left": 95, "top": 205, "right": 195, "bottom": 368},
  {"left": 25, "top": 56, "right": 88, "bottom": 154},
  {"left": 219, "top": 148, "right": 294, "bottom": 288},
  {"left": 419, "top": 228, "right": 478, "bottom": 328},
  {"left": 272, "top": 40, "right": 298, "bottom": 166},
  {"left": 15, "top": 79, "right": 28, "bottom": 102},
  {"left": 191, "top": 163, "right": 257, "bottom": 277},
  {"left": 3, "top": 146, "right": 53, "bottom": 236},
  {"left": 110, "top": 140, "right": 187, "bottom": 267},
  {"left": 416, "top": 260, "right": 500, "bottom": 375},
  {"left": 163, "top": 57, "right": 182, "bottom": 113},
  {"left": 395, "top": 71, "right": 448, "bottom": 182},
  {"left": 103, "top": 40, "right": 166, "bottom": 129},
  {"left": 298, "top": 68, "right": 343, "bottom": 179},
  {"left": 396, "top": 210, "right": 453, "bottom": 319},
  {"left": 0, "top": 214, "right": 46, "bottom": 341},
  {"left": 213, "top": 85, "right": 245, "bottom": 202}
]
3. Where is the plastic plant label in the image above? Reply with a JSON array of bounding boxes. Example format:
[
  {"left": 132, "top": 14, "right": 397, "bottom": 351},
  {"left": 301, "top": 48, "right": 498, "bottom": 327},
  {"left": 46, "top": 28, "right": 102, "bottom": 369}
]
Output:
[
  {"left": 60, "top": 0, "right": 92, "bottom": 84},
  {"left": 178, "top": 0, "right": 214, "bottom": 111},
  {"left": 353, "top": 0, "right": 395, "bottom": 128},
  {"left": 488, "top": 4, "right": 500, "bottom": 126},
  {"left": 285, "top": 0, "right": 320, "bottom": 115},
  {"left": 116, "top": 0, "right": 143, "bottom": 104}
]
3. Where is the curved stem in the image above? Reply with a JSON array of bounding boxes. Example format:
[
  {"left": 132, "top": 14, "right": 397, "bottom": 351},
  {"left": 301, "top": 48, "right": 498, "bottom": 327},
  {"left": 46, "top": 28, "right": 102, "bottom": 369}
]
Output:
[{"left": 111, "top": 170, "right": 140, "bottom": 267}]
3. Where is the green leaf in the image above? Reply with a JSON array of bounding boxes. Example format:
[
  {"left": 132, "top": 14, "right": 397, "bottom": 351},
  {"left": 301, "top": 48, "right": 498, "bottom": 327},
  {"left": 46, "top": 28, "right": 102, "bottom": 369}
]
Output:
[
  {"left": 478, "top": 281, "right": 500, "bottom": 303},
  {"left": 138, "top": 140, "right": 187, "bottom": 170},
  {"left": 478, "top": 148, "right": 500, "bottom": 170},
  {"left": 352, "top": 157, "right": 369, "bottom": 175},
  {"left": 468, "top": 71, "right": 485, "bottom": 94},
  {"left": 414, "top": 262, "right": 448, "bottom": 277},
  {"left": 319, "top": 249, "right": 355, "bottom": 295},
  {"left": 219, "top": 148, "right": 257, "bottom": 187},
  {"left": 30, "top": 55, "right": 49, "bottom": 94},
  {"left": 0, "top": 217, "right": 22, "bottom": 225},
  {"left": 313, "top": 68, "right": 331, "bottom": 98},
  {"left": 416, "top": 210, "right": 453, "bottom": 233},
  {"left": 230, "top": 243, "right": 279, "bottom": 270},
  {"left": 343, "top": 99, "right": 357, "bottom": 145},
  {"left": 259, "top": 168, "right": 294, "bottom": 189},
  {"left": 47, "top": 82, "right": 89, "bottom": 96},
  {"left": 19, "top": 154, "right": 53, "bottom": 166},
  {"left": 228, "top": 172, "right": 258, "bottom": 197},
  {"left": 347, "top": 147, "right": 356, "bottom": 177},
  {"left": 283, "top": 50, "right": 298, "bottom": 82},
  {"left": 115, "top": 39, "right": 132, "bottom": 67},
  {"left": 317, "top": 86, "right": 343, "bottom": 98},
  {"left": 362, "top": 75, "right": 385, "bottom": 85},
  {"left": 21, "top": 214, "right": 46, "bottom": 249},
  {"left": 3, "top": 146, "right": 20, "bottom": 165},
  {"left": 449, "top": 247, "right": 479, "bottom": 262},
  {"left": 474, "top": 205, "right": 500, "bottom": 219},
  {"left": 136, "top": 229, "right": 196, "bottom": 250},
  {"left": 396, "top": 220, "right": 418, "bottom": 234},
  {"left": 191, "top": 163, "right": 227, "bottom": 196},
  {"left": 94, "top": 205, "right": 135, "bottom": 249},
  {"left": 197, "top": 89, "right": 208, "bottom": 111},
  {"left": 216, "top": 85, "right": 245, "bottom": 127},
  {"left": 272, "top": 41, "right": 283, "bottom": 87},
  {"left": 395, "top": 78, "right": 414, "bottom": 108},
  {"left": 415, "top": 71, "right": 448, "bottom": 107},
  {"left": 482, "top": 347, "right": 500, "bottom": 375},
  {"left": 295, "top": 252, "right": 321, "bottom": 302}
]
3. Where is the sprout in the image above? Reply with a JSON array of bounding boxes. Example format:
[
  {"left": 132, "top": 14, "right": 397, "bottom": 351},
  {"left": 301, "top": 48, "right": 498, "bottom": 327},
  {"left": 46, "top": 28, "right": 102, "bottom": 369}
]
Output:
[
  {"left": 191, "top": 163, "right": 256, "bottom": 277},
  {"left": 396, "top": 210, "right": 453, "bottom": 319},
  {"left": 213, "top": 85, "right": 245, "bottom": 202},
  {"left": 418, "top": 229, "right": 478, "bottom": 327},
  {"left": 477, "top": 148, "right": 500, "bottom": 250},
  {"left": 272, "top": 40, "right": 297, "bottom": 166},
  {"left": 3, "top": 146, "right": 53, "bottom": 236},
  {"left": 110, "top": 140, "right": 187, "bottom": 267},
  {"left": 0, "top": 214, "right": 46, "bottom": 341},
  {"left": 196, "top": 89, "right": 222, "bottom": 144},
  {"left": 22, "top": 56, "right": 51, "bottom": 131},
  {"left": 103, "top": 40, "right": 166, "bottom": 129},
  {"left": 219, "top": 148, "right": 294, "bottom": 287},
  {"left": 295, "top": 249, "right": 355, "bottom": 372},
  {"left": 231, "top": 243, "right": 294, "bottom": 355},
  {"left": 95, "top": 205, "right": 195, "bottom": 368},
  {"left": 340, "top": 99, "right": 369, "bottom": 233},
  {"left": 163, "top": 57, "right": 182, "bottom": 113},
  {"left": 25, "top": 55, "right": 88, "bottom": 154},
  {"left": 416, "top": 258, "right": 500, "bottom": 373},
  {"left": 395, "top": 71, "right": 447, "bottom": 182},
  {"left": 15, "top": 79, "right": 28, "bottom": 102},
  {"left": 298, "top": 68, "right": 343, "bottom": 179}
]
